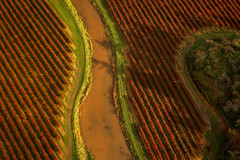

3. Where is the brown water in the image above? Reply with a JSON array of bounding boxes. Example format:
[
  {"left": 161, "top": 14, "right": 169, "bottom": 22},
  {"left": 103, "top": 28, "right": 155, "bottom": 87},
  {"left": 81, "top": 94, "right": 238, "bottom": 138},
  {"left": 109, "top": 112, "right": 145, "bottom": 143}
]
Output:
[{"left": 70, "top": 0, "right": 131, "bottom": 159}]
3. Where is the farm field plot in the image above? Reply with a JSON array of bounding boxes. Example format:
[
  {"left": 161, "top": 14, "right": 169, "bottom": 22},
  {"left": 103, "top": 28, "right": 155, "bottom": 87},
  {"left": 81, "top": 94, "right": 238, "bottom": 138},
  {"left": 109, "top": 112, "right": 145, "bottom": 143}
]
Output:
[
  {"left": 90, "top": 0, "right": 240, "bottom": 160},
  {"left": 1, "top": 0, "right": 240, "bottom": 159},
  {"left": 0, "top": 0, "right": 90, "bottom": 159}
]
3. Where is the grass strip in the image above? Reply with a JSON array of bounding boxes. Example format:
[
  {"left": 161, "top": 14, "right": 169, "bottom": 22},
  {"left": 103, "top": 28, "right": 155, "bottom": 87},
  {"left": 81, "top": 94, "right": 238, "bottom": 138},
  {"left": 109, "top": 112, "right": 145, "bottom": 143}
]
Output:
[{"left": 48, "top": 0, "right": 93, "bottom": 159}]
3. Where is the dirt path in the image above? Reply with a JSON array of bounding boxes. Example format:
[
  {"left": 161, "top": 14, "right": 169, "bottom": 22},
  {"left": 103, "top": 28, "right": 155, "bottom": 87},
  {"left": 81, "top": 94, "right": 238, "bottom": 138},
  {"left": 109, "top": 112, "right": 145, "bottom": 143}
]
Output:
[
  {"left": 175, "top": 41, "right": 212, "bottom": 129},
  {"left": 70, "top": 0, "right": 131, "bottom": 159}
]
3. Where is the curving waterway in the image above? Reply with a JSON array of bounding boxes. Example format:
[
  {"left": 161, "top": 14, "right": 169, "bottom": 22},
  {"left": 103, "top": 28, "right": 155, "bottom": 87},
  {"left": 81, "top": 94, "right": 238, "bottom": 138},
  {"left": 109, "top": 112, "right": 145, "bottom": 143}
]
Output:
[{"left": 70, "top": 0, "right": 131, "bottom": 159}]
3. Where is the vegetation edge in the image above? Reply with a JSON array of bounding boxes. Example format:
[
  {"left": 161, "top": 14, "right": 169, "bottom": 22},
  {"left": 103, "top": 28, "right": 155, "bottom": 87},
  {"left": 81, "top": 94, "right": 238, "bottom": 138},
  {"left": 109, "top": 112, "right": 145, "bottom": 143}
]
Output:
[
  {"left": 178, "top": 29, "right": 239, "bottom": 160},
  {"left": 61, "top": 0, "right": 93, "bottom": 159}
]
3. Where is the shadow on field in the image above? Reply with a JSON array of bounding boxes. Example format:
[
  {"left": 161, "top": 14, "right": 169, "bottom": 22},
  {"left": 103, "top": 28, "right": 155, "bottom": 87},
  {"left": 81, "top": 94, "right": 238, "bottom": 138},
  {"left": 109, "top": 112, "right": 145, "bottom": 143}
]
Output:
[
  {"left": 95, "top": 38, "right": 111, "bottom": 49},
  {"left": 92, "top": 58, "right": 112, "bottom": 74}
]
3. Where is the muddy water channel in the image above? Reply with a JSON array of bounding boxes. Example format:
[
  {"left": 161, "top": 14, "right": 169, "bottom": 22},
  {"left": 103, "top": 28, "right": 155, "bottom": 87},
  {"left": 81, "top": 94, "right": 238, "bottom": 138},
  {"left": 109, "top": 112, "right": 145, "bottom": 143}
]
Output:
[{"left": 70, "top": 0, "right": 131, "bottom": 159}]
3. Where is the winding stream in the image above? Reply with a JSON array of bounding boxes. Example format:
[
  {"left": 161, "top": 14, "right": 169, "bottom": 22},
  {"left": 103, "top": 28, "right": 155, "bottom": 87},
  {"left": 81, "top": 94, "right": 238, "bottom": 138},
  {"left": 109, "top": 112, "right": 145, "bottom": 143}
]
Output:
[{"left": 70, "top": 0, "right": 131, "bottom": 159}]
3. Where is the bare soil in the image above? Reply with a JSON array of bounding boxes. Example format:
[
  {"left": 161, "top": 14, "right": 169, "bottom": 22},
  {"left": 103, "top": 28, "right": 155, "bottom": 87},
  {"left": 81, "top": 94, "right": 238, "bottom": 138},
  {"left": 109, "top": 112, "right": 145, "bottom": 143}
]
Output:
[{"left": 70, "top": 0, "right": 131, "bottom": 159}]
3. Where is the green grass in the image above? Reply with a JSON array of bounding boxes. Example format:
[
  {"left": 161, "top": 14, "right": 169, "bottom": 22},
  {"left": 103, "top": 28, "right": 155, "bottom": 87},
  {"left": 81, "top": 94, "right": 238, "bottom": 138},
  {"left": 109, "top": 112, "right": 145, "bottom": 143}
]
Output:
[
  {"left": 204, "top": 112, "right": 224, "bottom": 160},
  {"left": 48, "top": 0, "right": 85, "bottom": 60},
  {"left": 90, "top": 0, "right": 147, "bottom": 159},
  {"left": 48, "top": 0, "right": 93, "bottom": 160},
  {"left": 87, "top": 149, "right": 94, "bottom": 160}
]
